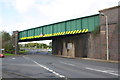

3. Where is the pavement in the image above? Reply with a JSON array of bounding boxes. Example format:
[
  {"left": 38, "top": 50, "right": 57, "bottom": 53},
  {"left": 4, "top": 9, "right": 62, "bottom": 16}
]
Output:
[{"left": 1, "top": 49, "right": 120, "bottom": 79}]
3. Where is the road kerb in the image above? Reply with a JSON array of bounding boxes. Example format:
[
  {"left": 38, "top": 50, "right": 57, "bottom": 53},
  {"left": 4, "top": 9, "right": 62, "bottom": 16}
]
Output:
[
  {"left": 53, "top": 55, "right": 120, "bottom": 63},
  {"left": 78, "top": 58, "right": 120, "bottom": 63}
]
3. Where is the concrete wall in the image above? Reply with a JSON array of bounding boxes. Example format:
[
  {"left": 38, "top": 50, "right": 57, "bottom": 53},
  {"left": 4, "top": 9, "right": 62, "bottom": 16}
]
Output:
[{"left": 52, "top": 6, "right": 119, "bottom": 61}]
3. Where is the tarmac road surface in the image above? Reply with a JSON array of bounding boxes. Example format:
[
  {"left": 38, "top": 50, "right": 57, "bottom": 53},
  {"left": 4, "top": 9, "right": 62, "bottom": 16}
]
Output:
[{"left": 2, "top": 50, "right": 120, "bottom": 79}]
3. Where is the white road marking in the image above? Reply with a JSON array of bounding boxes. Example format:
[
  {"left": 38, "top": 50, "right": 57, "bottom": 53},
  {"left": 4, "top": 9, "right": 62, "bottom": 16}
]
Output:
[
  {"left": 33, "top": 61, "right": 65, "bottom": 78},
  {"left": 105, "top": 70, "right": 118, "bottom": 73},
  {"left": 60, "top": 61, "right": 75, "bottom": 66},
  {"left": 85, "top": 67, "right": 120, "bottom": 76},
  {"left": 12, "top": 58, "right": 15, "bottom": 59},
  {"left": 23, "top": 56, "right": 65, "bottom": 78}
]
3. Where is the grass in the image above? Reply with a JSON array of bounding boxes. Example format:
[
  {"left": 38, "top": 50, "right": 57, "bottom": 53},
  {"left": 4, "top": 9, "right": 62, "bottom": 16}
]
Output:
[
  {"left": 19, "top": 49, "right": 29, "bottom": 54},
  {"left": 3, "top": 53, "right": 16, "bottom": 56},
  {"left": 2, "top": 49, "right": 29, "bottom": 56}
]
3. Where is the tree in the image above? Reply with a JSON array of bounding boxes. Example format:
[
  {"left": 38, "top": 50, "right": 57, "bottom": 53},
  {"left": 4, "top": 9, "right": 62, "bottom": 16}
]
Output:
[
  {"left": 49, "top": 42, "right": 52, "bottom": 48},
  {"left": 38, "top": 43, "right": 42, "bottom": 48},
  {"left": 24, "top": 43, "right": 29, "bottom": 48},
  {"left": 28, "top": 43, "right": 35, "bottom": 48},
  {"left": 1, "top": 31, "right": 14, "bottom": 53},
  {"left": 19, "top": 42, "right": 49, "bottom": 49},
  {"left": 42, "top": 43, "right": 48, "bottom": 49},
  {"left": 19, "top": 44, "right": 23, "bottom": 48}
]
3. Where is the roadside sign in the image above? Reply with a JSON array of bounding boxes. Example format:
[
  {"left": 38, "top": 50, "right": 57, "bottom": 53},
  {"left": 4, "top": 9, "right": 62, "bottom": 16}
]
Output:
[{"left": 67, "top": 43, "right": 72, "bottom": 49}]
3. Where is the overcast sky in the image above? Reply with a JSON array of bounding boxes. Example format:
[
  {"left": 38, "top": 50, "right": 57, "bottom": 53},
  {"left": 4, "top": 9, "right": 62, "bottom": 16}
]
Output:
[{"left": 0, "top": 0, "right": 119, "bottom": 44}]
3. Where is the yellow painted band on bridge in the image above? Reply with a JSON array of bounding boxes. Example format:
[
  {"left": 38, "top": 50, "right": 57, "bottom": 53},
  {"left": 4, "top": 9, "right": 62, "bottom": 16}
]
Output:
[{"left": 20, "top": 29, "right": 89, "bottom": 40}]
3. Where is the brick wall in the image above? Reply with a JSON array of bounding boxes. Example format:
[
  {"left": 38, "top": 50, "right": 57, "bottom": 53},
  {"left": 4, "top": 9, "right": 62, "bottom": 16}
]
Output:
[
  {"left": 52, "top": 6, "right": 119, "bottom": 61},
  {"left": 99, "top": 6, "right": 119, "bottom": 60},
  {"left": 52, "top": 34, "right": 89, "bottom": 58}
]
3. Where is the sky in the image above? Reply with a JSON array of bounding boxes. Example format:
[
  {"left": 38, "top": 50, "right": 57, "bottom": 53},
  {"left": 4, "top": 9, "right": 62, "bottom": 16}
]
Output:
[{"left": 0, "top": 0, "right": 119, "bottom": 44}]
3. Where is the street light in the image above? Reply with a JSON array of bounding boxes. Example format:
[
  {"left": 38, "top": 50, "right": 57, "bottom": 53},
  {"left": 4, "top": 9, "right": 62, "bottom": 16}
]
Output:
[{"left": 100, "top": 13, "right": 109, "bottom": 61}]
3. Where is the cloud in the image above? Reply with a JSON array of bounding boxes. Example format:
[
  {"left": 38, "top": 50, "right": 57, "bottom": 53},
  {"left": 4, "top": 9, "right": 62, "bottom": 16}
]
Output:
[
  {"left": 14, "top": 0, "right": 35, "bottom": 13},
  {"left": 0, "top": 0, "right": 119, "bottom": 33},
  {"left": 0, "top": 0, "right": 36, "bottom": 14},
  {"left": 0, "top": 0, "right": 15, "bottom": 8},
  {"left": 0, "top": 18, "right": 3, "bottom": 25},
  {"left": 36, "top": 0, "right": 96, "bottom": 21},
  {"left": 36, "top": 0, "right": 119, "bottom": 21},
  {"left": 0, "top": 22, "right": 35, "bottom": 34},
  {"left": 0, "top": 0, "right": 119, "bottom": 44}
]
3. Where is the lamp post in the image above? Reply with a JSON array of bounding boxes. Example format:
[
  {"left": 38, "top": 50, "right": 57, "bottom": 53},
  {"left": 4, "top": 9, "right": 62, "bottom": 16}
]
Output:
[{"left": 100, "top": 13, "right": 109, "bottom": 61}]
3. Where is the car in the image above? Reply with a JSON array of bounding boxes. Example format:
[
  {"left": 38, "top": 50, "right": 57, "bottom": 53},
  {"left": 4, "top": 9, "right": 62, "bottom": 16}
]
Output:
[
  {"left": 0, "top": 54, "right": 5, "bottom": 58},
  {"left": 48, "top": 49, "right": 52, "bottom": 52}
]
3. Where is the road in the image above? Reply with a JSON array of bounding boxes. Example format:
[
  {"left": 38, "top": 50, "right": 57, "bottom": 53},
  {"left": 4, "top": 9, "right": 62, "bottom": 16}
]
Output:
[
  {"left": 22, "top": 48, "right": 51, "bottom": 55},
  {"left": 2, "top": 49, "right": 120, "bottom": 79}
]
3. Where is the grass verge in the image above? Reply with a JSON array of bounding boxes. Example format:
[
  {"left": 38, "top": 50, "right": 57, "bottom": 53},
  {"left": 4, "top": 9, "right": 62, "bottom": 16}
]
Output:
[{"left": 3, "top": 53, "right": 16, "bottom": 56}]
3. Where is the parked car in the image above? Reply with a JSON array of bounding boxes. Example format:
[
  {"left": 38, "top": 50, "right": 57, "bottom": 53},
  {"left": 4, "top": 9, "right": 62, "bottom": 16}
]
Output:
[{"left": 0, "top": 54, "right": 5, "bottom": 58}]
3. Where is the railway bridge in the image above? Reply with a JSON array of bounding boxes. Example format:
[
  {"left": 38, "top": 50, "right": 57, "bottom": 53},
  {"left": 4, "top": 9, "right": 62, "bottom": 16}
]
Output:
[{"left": 13, "top": 6, "right": 119, "bottom": 61}]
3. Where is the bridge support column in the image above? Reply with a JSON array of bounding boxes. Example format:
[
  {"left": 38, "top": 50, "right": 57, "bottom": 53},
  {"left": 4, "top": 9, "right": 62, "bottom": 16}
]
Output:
[
  {"left": 13, "top": 31, "right": 19, "bottom": 55},
  {"left": 62, "top": 41, "right": 67, "bottom": 56}
]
